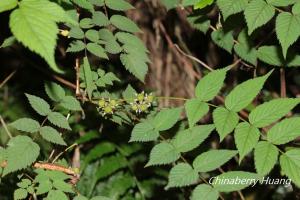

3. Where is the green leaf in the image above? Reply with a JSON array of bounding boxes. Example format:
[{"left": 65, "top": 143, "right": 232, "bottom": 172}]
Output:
[
  {"left": 225, "top": 71, "right": 272, "bottom": 111},
  {"left": 45, "top": 82, "right": 65, "bottom": 102},
  {"left": 234, "top": 29, "right": 257, "bottom": 65},
  {"left": 110, "top": 15, "right": 141, "bottom": 33},
  {"left": 92, "top": 11, "right": 110, "bottom": 26},
  {"left": 165, "top": 163, "right": 198, "bottom": 189},
  {"left": 90, "top": 196, "right": 112, "bottom": 200},
  {"left": 17, "top": 179, "right": 31, "bottom": 188},
  {"left": 276, "top": 12, "right": 300, "bottom": 58},
  {"left": 35, "top": 180, "right": 52, "bottom": 195},
  {"left": 0, "top": 0, "right": 18, "bottom": 13},
  {"left": 116, "top": 32, "right": 148, "bottom": 52},
  {"left": 69, "top": 26, "right": 84, "bottom": 39},
  {"left": 191, "top": 184, "right": 219, "bottom": 200},
  {"left": 153, "top": 107, "right": 182, "bottom": 131},
  {"left": 83, "top": 56, "right": 94, "bottom": 100},
  {"left": 80, "top": 18, "right": 94, "bottom": 29},
  {"left": 182, "top": 0, "right": 199, "bottom": 6},
  {"left": 48, "top": 112, "right": 71, "bottom": 130},
  {"left": 185, "top": 100, "right": 209, "bottom": 127},
  {"left": 0, "top": 36, "right": 16, "bottom": 48},
  {"left": 105, "top": 0, "right": 134, "bottom": 11},
  {"left": 86, "top": 43, "right": 108, "bottom": 59},
  {"left": 266, "top": 0, "right": 297, "bottom": 7},
  {"left": 122, "top": 84, "right": 137, "bottom": 101},
  {"left": 146, "top": 142, "right": 180, "bottom": 166},
  {"left": 280, "top": 149, "right": 300, "bottom": 187},
  {"left": 211, "top": 29, "right": 234, "bottom": 53},
  {"left": 244, "top": 0, "right": 275, "bottom": 34},
  {"left": 120, "top": 53, "right": 148, "bottom": 82},
  {"left": 85, "top": 29, "right": 99, "bottom": 42},
  {"left": 187, "top": 15, "right": 211, "bottom": 34},
  {"left": 160, "top": 0, "right": 180, "bottom": 10},
  {"left": 193, "top": 149, "right": 237, "bottom": 172},
  {"left": 217, "top": 0, "right": 248, "bottom": 20},
  {"left": 74, "top": 195, "right": 89, "bottom": 200},
  {"left": 25, "top": 94, "right": 51, "bottom": 116},
  {"left": 71, "top": 0, "right": 94, "bottom": 10},
  {"left": 267, "top": 117, "right": 300, "bottom": 145},
  {"left": 195, "top": 67, "right": 228, "bottom": 101},
  {"left": 10, "top": 118, "right": 40, "bottom": 133},
  {"left": 234, "top": 122, "right": 260, "bottom": 163},
  {"left": 293, "top": 2, "right": 300, "bottom": 14},
  {"left": 14, "top": 188, "right": 28, "bottom": 200},
  {"left": 212, "top": 171, "right": 259, "bottom": 192},
  {"left": 249, "top": 98, "right": 300, "bottom": 128},
  {"left": 3, "top": 136, "right": 40, "bottom": 176},
  {"left": 213, "top": 107, "right": 239, "bottom": 141},
  {"left": 130, "top": 121, "right": 159, "bottom": 142},
  {"left": 45, "top": 190, "right": 68, "bottom": 200},
  {"left": 40, "top": 126, "right": 66, "bottom": 146},
  {"left": 60, "top": 96, "right": 82, "bottom": 111},
  {"left": 171, "top": 125, "right": 215, "bottom": 153},
  {"left": 83, "top": 142, "right": 115, "bottom": 166},
  {"left": 194, "top": 0, "right": 214, "bottom": 9},
  {"left": 53, "top": 180, "right": 74, "bottom": 193},
  {"left": 67, "top": 40, "right": 85, "bottom": 53},
  {"left": 254, "top": 141, "right": 278, "bottom": 175}
]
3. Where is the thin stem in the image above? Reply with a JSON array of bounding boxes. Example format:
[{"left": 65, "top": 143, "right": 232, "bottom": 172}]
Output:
[
  {"left": 52, "top": 143, "right": 78, "bottom": 163},
  {"left": 0, "top": 70, "right": 17, "bottom": 89},
  {"left": 280, "top": 68, "right": 286, "bottom": 98},
  {"left": 0, "top": 115, "right": 12, "bottom": 139}
]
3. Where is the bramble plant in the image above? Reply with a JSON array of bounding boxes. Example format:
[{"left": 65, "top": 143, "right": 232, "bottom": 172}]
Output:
[{"left": 1, "top": 0, "right": 300, "bottom": 199}]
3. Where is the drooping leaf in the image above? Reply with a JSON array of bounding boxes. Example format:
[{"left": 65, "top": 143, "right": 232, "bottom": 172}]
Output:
[
  {"left": 254, "top": 141, "right": 278, "bottom": 175},
  {"left": 185, "top": 100, "right": 209, "bottom": 127},
  {"left": 146, "top": 142, "right": 180, "bottom": 166},
  {"left": 10, "top": 118, "right": 40, "bottom": 133},
  {"left": 191, "top": 184, "right": 219, "bottom": 200},
  {"left": 280, "top": 149, "right": 300, "bottom": 187},
  {"left": 193, "top": 149, "right": 237, "bottom": 172},
  {"left": 195, "top": 67, "right": 228, "bottom": 101},
  {"left": 83, "top": 56, "right": 94, "bottom": 99},
  {"left": 171, "top": 125, "right": 215, "bottom": 153},
  {"left": 267, "top": 117, "right": 300, "bottom": 145},
  {"left": 213, "top": 107, "right": 239, "bottom": 141},
  {"left": 187, "top": 15, "right": 211, "bottom": 34},
  {"left": 165, "top": 163, "right": 198, "bottom": 189},
  {"left": 0, "top": 36, "right": 16, "bottom": 48},
  {"left": 153, "top": 107, "right": 182, "bottom": 131},
  {"left": 3, "top": 136, "right": 40, "bottom": 175},
  {"left": 48, "top": 112, "right": 71, "bottom": 130},
  {"left": 39, "top": 126, "right": 66, "bottom": 146},
  {"left": 45, "top": 82, "right": 65, "bottom": 102},
  {"left": 211, "top": 29, "right": 234, "bottom": 53},
  {"left": 234, "top": 122, "right": 260, "bottom": 163},
  {"left": 130, "top": 121, "right": 159, "bottom": 142},
  {"left": 249, "top": 98, "right": 300, "bottom": 128},
  {"left": 25, "top": 94, "right": 51, "bottom": 116},
  {"left": 276, "top": 12, "right": 300, "bottom": 58},
  {"left": 110, "top": 15, "right": 141, "bottom": 33},
  {"left": 244, "top": 0, "right": 275, "bottom": 34},
  {"left": 120, "top": 53, "right": 148, "bottom": 82},
  {"left": 217, "top": 0, "right": 248, "bottom": 20},
  {"left": 105, "top": 0, "right": 134, "bottom": 11},
  {"left": 225, "top": 71, "right": 272, "bottom": 111}
]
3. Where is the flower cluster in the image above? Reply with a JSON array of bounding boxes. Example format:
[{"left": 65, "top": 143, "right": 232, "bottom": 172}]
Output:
[
  {"left": 130, "top": 92, "right": 154, "bottom": 114},
  {"left": 98, "top": 98, "right": 119, "bottom": 116}
]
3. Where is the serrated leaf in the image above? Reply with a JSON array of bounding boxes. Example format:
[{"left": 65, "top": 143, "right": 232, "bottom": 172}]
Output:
[
  {"left": 92, "top": 11, "right": 110, "bottom": 27},
  {"left": 254, "top": 141, "right": 278, "bottom": 175},
  {"left": 280, "top": 149, "right": 300, "bottom": 187},
  {"left": 249, "top": 98, "right": 300, "bottom": 128},
  {"left": 99, "top": 28, "right": 115, "bottom": 41},
  {"left": 191, "top": 184, "right": 219, "bottom": 200},
  {"left": 244, "top": 0, "right": 275, "bottom": 34},
  {"left": 116, "top": 32, "right": 148, "bottom": 52},
  {"left": 153, "top": 107, "right": 182, "bottom": 131},
  {"left": 80, "top": 18, "right": 94, "bottom": 29},
  {"left": 146, "top": 142, "right": 180, "bottom": 166},
  {"left": 166, "top": 163, "right": 198, "bottom": 189},
  {"left": 14, "top": 188, "right": 28, "bottom": 200},
  {"left": 122, "top": 84, "right": 137, "bottom": 101},
  {"left": 0, "top": 0, "right": 18, "bottom": 13},
  {"left": 267, "top": 0, "right": 297, "bottom": 7},
  {"left": 69, "top": 26, "right": 84, "bottom": 39},
  {"left": 225, "top": 71, "right": 272, "bottom": 111},
  {"left": 53, "top": 180, "right": 74, "bottom": 193},
  {"left": 193, "top": 149, "right": 237, "bottom": 172},
  {"left": 45, "top": 82, "right": 65, "bottom": 102},
  {"left": 60, "top": 96, "right": 82, "bottom": 111},
  {"left": 217, "top": 0, "right": 248, "bottom": 20},
  {"left": 120, "top": 53, "right": 148, "bottom": 82},
  {"left": 105, "top": 0, "right": 134, "bottom": 11},
  {"left": 83, "top": 56, "right": 94, "bottom": 99},
  {"left": 276, "top": 12, "right": 300, "bottom": 58},
  {"left": 10, "top": 118, "right": 40, "bottom": 133},
  {"left": 48, "top": 112, "right": 71, "bottom": 130},
  {"left": 86, "top": 43, "right": 108, "bottom": 59},
  {"left": 195, "top": 67, "right": 228, "bottom": 101},
  {"left": 25, "top": 94, "right": 51, "bottom": 116},
  {"left": 3, "top": 136, "right": 40, "bottom": 176},
  {"left": 267, "top": 117, "right": 300, "bottom": 145},
  {"left": 85, "top": 29, "right": 99, "bottom": 42},
  {"left": 234, "top": 29, "right": 257, "bottom": 65},
  {"left": 17, "top": 179, "right": 31, "bottom": 188},
  {"left": 110, "top": 15, "right": 141, "bottom": 33},
  {"left": 213, "top": 107, "right": 239, "bottom": 141},
  {"left": 187, "top": 15, "right": 211, "bottom": 34},
  {"left": 194, "top": 0, "right": 214, "bottom": 9},
  {"left": 212, "top": 171, "right": 259, "bottom": 192},
  {"left": 71, "top": 0, "right": 93, "bottom": 10},
  {"left": 36, "top": 180, "right": 52, "bottom": 195},
  {"left": 67, "top": 40, "right": 85, "bottom": 52},
  {"left": 185, "top": 100, "right": 209, "bottom": 127},
  {"left": 211, "top": 29, "right": 234, "bottom": 53},
  {"left": 171, "top": 125, "right": 215, "bottom": 153},
  {"left": 130, "top": 121, "right": 159, "bottom": 142},
  {"left": 45, "top": 190, "right": 68, "bottom": 200},
  {"left": 40, "top": 126, "right": 66, "bottom": 146},
  {"left": 234, "top": 122, "right": 260, "bottom": 163}
]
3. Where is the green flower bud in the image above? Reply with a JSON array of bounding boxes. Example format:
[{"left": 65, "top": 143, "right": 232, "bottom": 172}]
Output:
[
  {"left": 98, "top": 99, "right": 106, "bottom": 108},
  {"left": 140, "top": 103, "right": 148, "bottom": 112},
  {"left": 131, "top": 104, "right": 138, "bottom": 111},
  {"left": 109, "top": 99, "right": 117, "bottom": 107},
  {"left": 137, "top": 92, "right": 144, "bottom": 102},
  {"left": 103, "top": 106, "right": 113, "bottom": 114}
]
